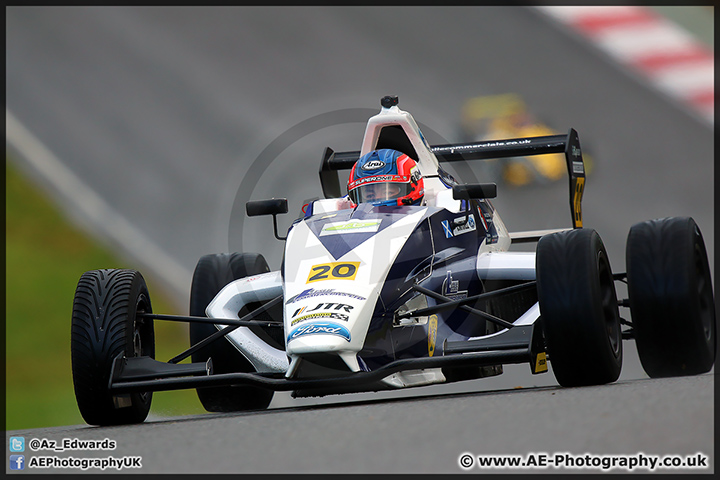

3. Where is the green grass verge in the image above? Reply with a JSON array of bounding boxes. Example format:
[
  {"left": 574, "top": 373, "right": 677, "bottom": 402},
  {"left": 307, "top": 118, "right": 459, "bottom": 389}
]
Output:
[{"left": 6, "top": 158, "right": 205, "bottom": 430}]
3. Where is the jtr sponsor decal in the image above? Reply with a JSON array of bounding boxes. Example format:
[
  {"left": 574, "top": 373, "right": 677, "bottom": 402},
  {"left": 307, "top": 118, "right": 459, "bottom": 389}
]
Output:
[
  {"left": 287, "top": 322, "right": 352, "bottom": 342},
  {"left": 290, "top": 302, "right": 354, "bottom": 325},
  {"left": 293, "top": 302, "right": 353, "bottom": 317},
  {"left": 319, "top": 219, "right": 381, "bottom": 236},
  {"left": 307, "top": 262, "right": 359, "bottom": 283}
]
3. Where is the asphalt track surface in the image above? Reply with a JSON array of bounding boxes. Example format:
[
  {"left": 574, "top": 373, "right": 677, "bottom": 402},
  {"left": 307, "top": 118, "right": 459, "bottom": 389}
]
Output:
[{"left": 6, "top": 6, "right": 715, "bottom": 474}]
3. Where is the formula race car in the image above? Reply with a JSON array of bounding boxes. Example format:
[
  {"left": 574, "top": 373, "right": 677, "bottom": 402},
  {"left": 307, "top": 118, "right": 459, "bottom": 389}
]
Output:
[{"left": 71, "top": 96, "right": 716, "bottom": 426}]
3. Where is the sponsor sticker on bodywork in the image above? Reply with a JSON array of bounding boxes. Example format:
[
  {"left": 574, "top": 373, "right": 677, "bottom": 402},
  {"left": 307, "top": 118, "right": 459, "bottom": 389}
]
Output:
[
  {"left": 428, "top": 314, "right": 438, "bottom": 357},
  {"left": 442, "top": 272, "right": 468, "bottom": 301},
  {"left": 292, "top": 302, "right": 354, "bottom": 317},
  {"left": 286, "top": 288, "right": 367, "bottom": 304},
  {"left": 454, "top": 214, "right": 476, "bottom": 236},
  {"left": 287, "top": 322, "right": 352, "bottom": 342},
  {"left": 319, "top": 219, "right": 381, "bottom": 236},
  {"left": 534, "top": 352, "right": 548, "bottom": 373},
  {"left": 307, "top": 262, "right": 360, "bottom": 283},
  {"left": 290, "top": 302, "right": 354, "bottom": 325},
  {"left": 291, "top": 312, "right": 349, "bottom": 326},
  {"left": 442, "top": 214, "right": 476, "bottom": 238}
]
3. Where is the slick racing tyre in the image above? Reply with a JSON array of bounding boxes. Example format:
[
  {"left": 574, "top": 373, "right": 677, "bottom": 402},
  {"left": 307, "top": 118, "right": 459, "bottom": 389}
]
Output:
[
  {"left": 189, "top": 253, "right": 274, "bottom": 412},
  {"left": 71, "top": 269, "right": 154, "bottom": 425},
  {"left": 536, "top": 228, "right": 622, "bottom": 387},
  {"left": 626, "top": 217, "right": 716, "bottom": 377}
]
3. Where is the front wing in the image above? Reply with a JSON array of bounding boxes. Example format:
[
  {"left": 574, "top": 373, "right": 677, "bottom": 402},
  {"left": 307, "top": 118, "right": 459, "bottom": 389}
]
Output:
[{"left": 107, "top": 281, "right": 549, "bottom": 398}]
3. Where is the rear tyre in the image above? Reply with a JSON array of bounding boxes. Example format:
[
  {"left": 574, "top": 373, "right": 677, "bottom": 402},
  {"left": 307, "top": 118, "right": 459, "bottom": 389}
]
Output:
[
  {"left": 536, "top": 228, "right": 622, "bottom": 387},
  {"left": 189, "top": 253, "right": 274, "bottom": 412},
  {"left": 626, "top": 217, "right": 715, "bottom": 377},
  {"left": 71, "top": 269, "right": 154, "bottom": 425}
]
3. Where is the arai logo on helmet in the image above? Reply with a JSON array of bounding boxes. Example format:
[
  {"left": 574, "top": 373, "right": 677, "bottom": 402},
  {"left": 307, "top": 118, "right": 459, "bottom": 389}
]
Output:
[
  {"left": 361, "top": 160, "right": 386, "bottom": 171},
  {"left": 287, "top": 322, "right": 351, "bottom": 342}
]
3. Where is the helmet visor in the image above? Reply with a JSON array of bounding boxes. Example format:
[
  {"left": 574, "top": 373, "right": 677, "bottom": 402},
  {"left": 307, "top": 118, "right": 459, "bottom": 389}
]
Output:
[{"left": 349, "top": 182, "right": 410, "bottom": 205}]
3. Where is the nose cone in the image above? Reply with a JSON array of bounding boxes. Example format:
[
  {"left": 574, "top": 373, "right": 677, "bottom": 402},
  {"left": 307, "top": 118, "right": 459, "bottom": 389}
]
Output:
[{"left": 282, "top": 205, "right": 429, "bottom": 369}]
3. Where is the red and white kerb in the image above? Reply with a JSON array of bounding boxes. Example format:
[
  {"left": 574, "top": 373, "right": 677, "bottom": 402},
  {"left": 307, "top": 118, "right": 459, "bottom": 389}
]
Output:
[{"left": 536, "top": 6, "right": 714, "bottom": 124}]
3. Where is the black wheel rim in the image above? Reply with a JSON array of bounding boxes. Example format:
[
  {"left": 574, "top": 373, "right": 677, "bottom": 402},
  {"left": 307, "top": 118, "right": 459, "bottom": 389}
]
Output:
[
  {"left": 134, "top": 294, "right": 152, "bottom": 403},
  {"left": 598, "top": 251, "right": 621, "bottom": 356}
]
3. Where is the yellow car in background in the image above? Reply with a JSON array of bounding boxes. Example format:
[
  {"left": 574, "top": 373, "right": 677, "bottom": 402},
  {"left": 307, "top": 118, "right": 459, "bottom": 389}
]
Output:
[{"left": 461, "top": 94, "right": 593, "bottom": 186}]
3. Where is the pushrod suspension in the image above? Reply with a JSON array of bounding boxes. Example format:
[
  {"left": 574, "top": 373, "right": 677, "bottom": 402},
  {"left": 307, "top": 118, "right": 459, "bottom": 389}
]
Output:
[{"left": 164, "top": 295, "right": 283, "bottom": 364}]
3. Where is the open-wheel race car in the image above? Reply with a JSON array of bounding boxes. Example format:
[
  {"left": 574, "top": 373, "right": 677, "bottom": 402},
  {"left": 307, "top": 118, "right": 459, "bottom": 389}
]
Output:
[{"left": 71, "top": 96, "right": 716, "bottom": 425}]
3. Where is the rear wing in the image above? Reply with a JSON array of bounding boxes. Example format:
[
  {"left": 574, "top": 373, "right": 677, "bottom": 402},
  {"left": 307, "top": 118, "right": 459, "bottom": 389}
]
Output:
[{"left": 319, "top": 128, "right": 586, "bottom": 229}]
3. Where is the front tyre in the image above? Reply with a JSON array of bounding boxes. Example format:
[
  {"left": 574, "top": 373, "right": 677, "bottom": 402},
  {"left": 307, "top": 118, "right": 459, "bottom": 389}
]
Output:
[
  {"left": 71, "top": 269, "right": 154, "bottom": 425},
  {"left": 189, "top": 253, "right": 274, "bottom": 412},
  {"left": 626, "top": 217, "right": 716, "bottom": 377},
  {"left": 536, "top": 228, "right": 622, "bottom": 387}
]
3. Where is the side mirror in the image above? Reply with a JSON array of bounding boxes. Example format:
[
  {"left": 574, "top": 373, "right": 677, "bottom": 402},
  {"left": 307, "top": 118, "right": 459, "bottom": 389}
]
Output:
[
  {"left": 245, "top": 198, "right": 289, "bottom": 240},
  {"left": 246, "top": 198, "right": 288, "bottom": 217},
  {"left": 452, "top": 183, "right": 497, "bottom": 200}
]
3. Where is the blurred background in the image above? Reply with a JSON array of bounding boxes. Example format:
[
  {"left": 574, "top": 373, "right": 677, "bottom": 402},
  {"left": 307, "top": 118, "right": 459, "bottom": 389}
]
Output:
[{"left": 6, "top": 6, "right": 714, "bottom": 429}]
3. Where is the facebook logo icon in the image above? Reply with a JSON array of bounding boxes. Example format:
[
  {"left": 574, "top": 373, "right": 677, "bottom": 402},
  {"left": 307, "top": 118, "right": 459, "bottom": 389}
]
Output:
[{"left": 10, "top": 455, "right": 25, "bottom": 470}]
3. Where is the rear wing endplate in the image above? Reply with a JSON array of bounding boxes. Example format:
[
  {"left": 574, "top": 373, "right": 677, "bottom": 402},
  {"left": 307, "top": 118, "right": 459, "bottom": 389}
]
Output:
[{"left": 319, "top": 128, "right": 586, "bottom": 228}]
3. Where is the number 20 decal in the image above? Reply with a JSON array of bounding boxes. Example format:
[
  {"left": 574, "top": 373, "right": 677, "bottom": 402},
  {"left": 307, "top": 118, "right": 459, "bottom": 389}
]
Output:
[{"left": 307, "top": 262, "right": 360, "bottom": 283}]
